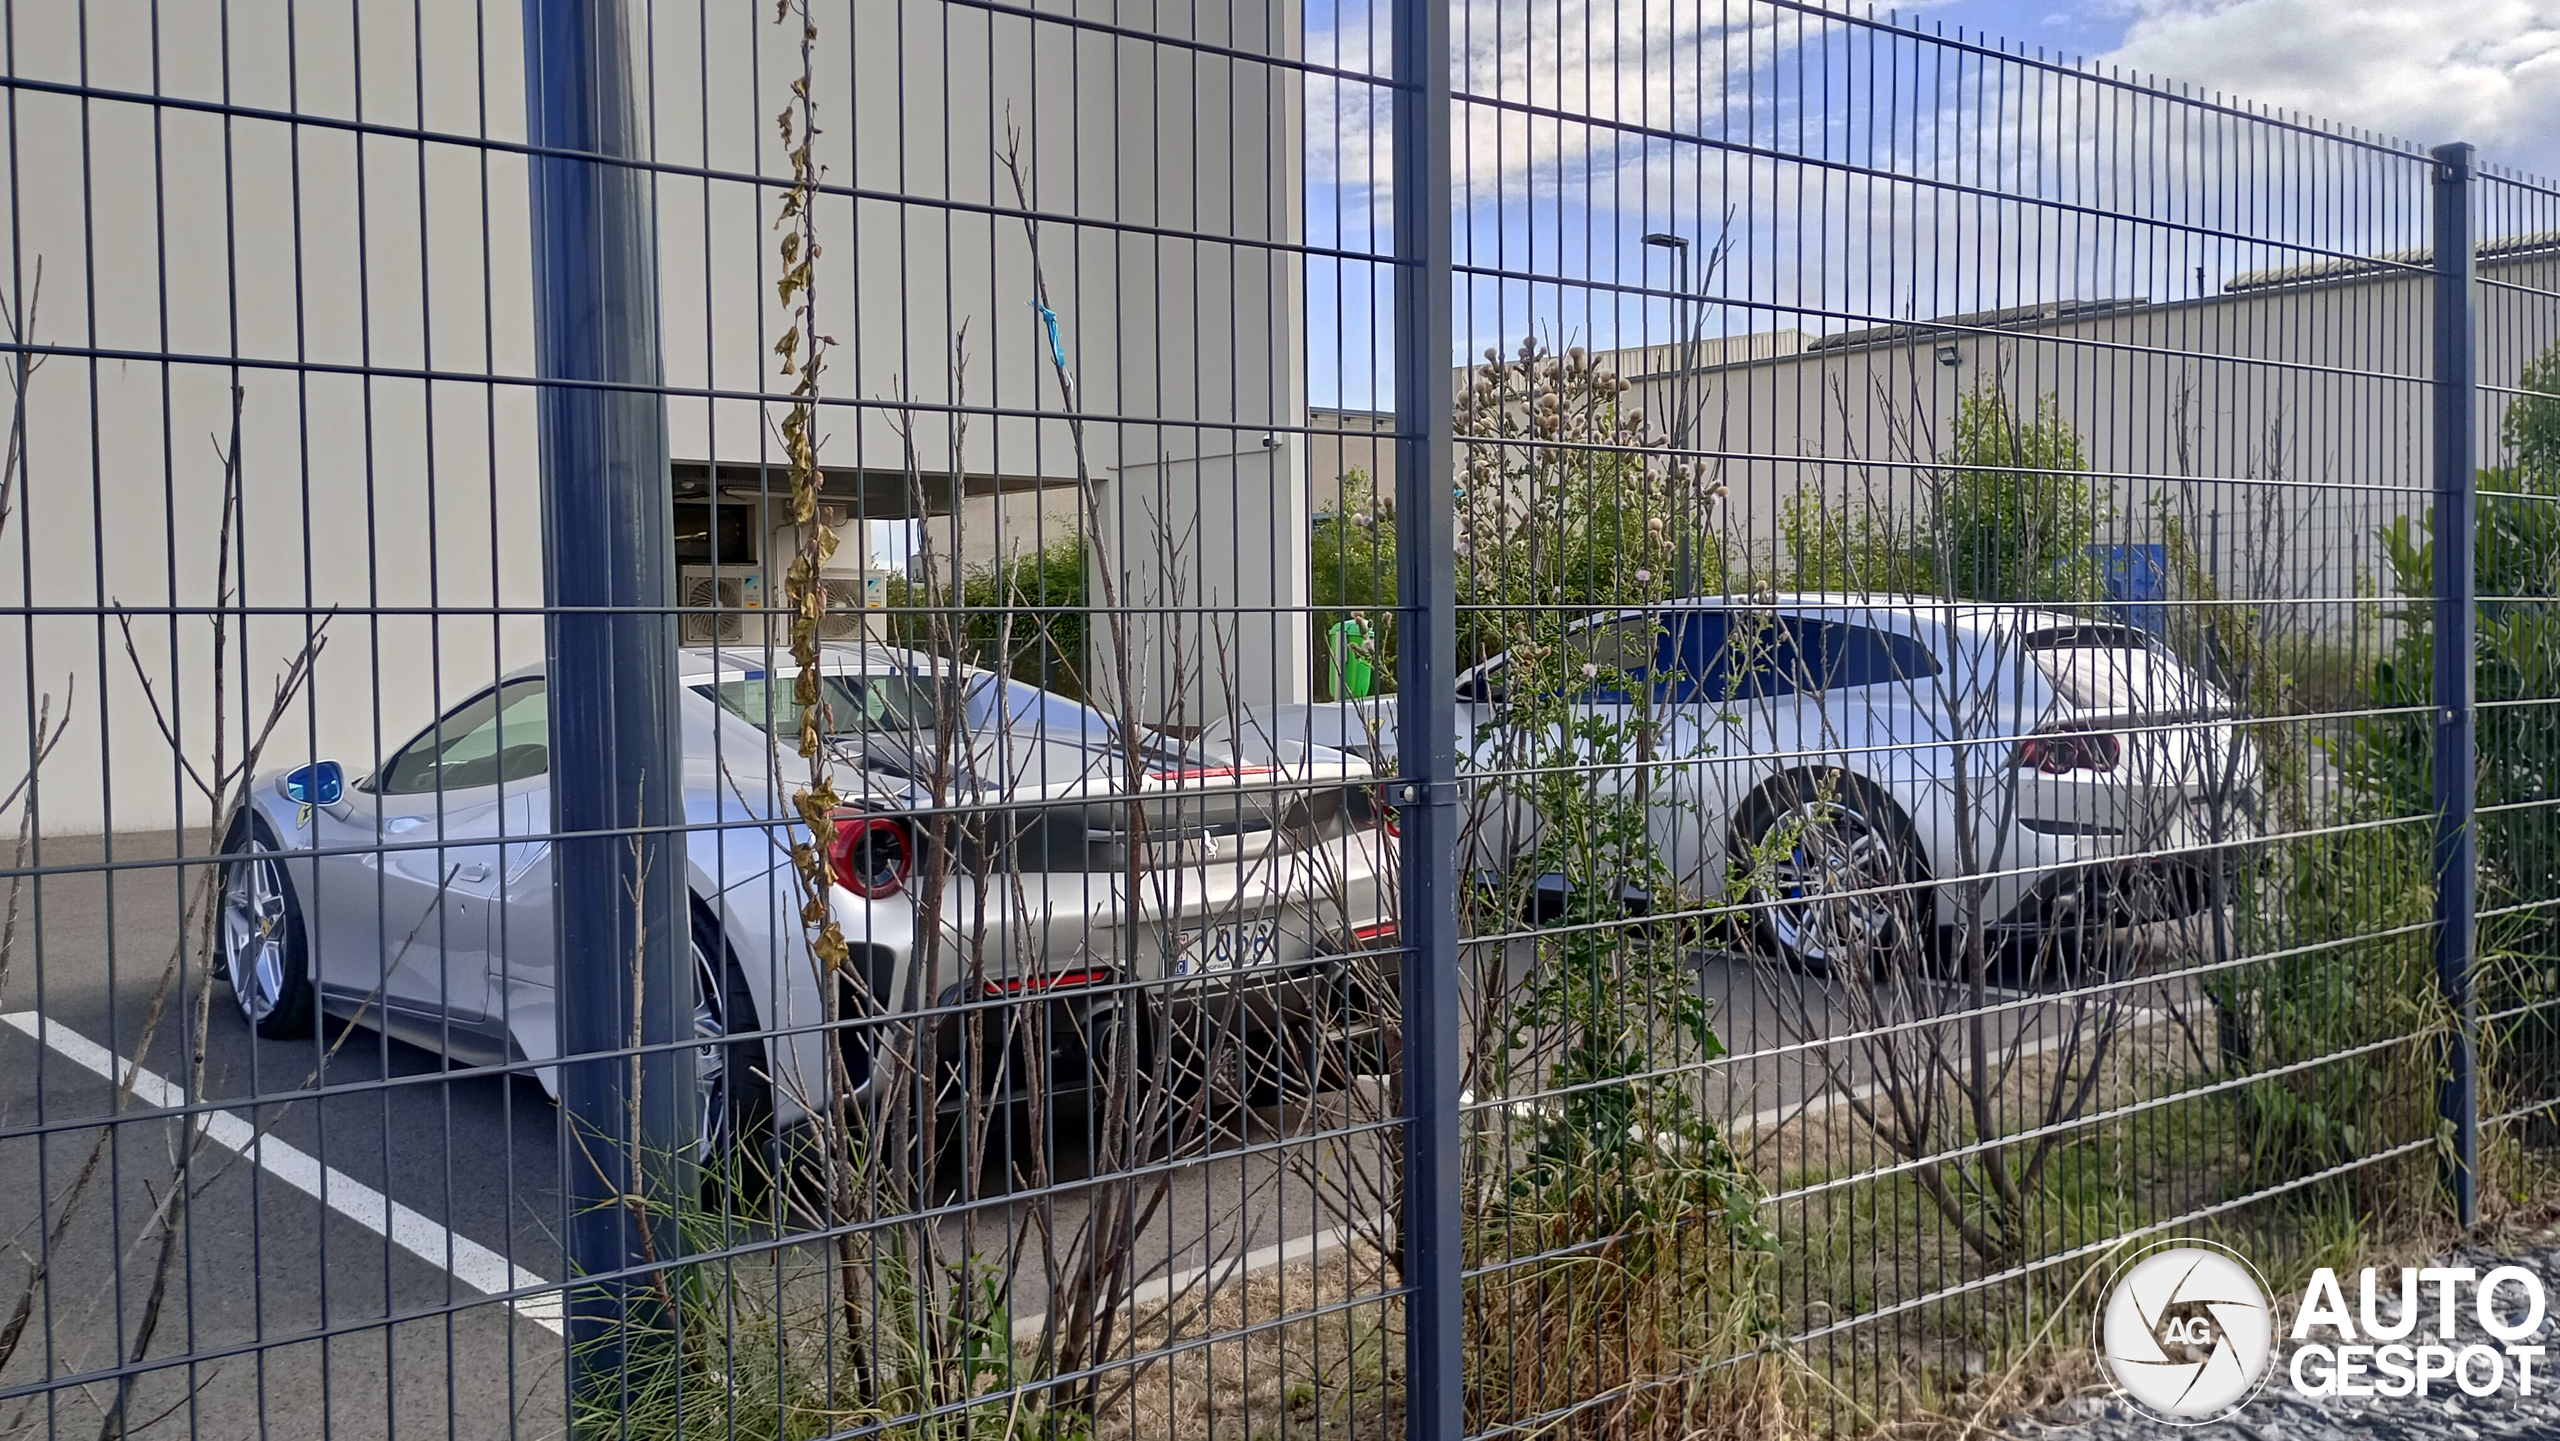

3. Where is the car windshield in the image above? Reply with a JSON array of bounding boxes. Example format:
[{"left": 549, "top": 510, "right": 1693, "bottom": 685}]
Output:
[{"left": 696, "top": 673, "right": 940, "bottom": 739}]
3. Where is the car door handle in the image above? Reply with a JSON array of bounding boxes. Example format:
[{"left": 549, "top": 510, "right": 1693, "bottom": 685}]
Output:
[{"left": 454, "top": 862, "right": 490, "bottom": 884}]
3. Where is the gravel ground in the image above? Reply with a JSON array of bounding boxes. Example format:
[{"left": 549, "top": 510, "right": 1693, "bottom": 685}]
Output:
[{"left": 2022, "top": 1242, "right": 2560, "bottom": 1441}]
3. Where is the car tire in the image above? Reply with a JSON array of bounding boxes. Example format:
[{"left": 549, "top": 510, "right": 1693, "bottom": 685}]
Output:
[
  {"left": 219, "top": 809, "right": 319, "bottom": 1039},
  {"left": 1085, "top": 992, "right": 1168, "bottom": 1132},
  {"left": 1735, "top": 771, "right": 1931, "bottom": 975},
  {"left": 690, "top": 900, "right": 776, "bottom": 1204}
]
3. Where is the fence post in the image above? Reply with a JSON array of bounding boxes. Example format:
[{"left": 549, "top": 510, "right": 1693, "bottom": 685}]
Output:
[
  {"left": 1391, "top": 0, "right": 1461, "bottom": 1431},
  {"left": 522, "top": 0, "right": 693, "bottom": 1402},
  {"left": 2430, "top": 139, "right": 2480, "bottom": 1230}
]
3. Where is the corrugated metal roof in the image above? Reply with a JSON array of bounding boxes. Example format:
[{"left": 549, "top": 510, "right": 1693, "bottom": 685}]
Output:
[
  {"left": 1803, "top": 296, "right": 2149, "bottom": 351},
  {"left": 2222, "top": 230, "right": 2560, "bottom": 292},
  {"left": 1618, "top": 329, "right": 1809, "bottom": 377}
]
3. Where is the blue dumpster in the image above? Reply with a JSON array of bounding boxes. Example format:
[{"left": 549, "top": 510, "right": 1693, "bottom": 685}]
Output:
[{"left": 2092, "top": 543, "right": 2169, "bottom": 635}]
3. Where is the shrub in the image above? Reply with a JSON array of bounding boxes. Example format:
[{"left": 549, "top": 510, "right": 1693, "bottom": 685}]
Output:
[
  {"left": 1933, "top": 389, "right": 2111, "bottom": 603},
  {"left": 1310, "top": 343, "right": 1733, "bottom": 690},
  {"left": 1451, "top": 341, "right": 1725, "bottom": 669},
  {"left": 1773, "top": 386, "right": 2110, "bottom": 605},
  {"left": 1776, "top": 488, "right": 1930, "bottom": 595},
  {"left": 2503, "top": 342, "right": 2560, "bottom": 481},
  {"left": 2332, "top": 479, "right": 2560, "bottom": 971},
  {"left": 2296, "top": 339, "right": 2560, "bottom": 1164},
  {"left": 2213, "top": 823, "right": 2446, "bottom": 1214},
  {"left": 890, "top": 537, "right": 1090, "bottom": 698},
  {"left": 1459, "top": 620, "right": 1777, "bottom": 1439}
]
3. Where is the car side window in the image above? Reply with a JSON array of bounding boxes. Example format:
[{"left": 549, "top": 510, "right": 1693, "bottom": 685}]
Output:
[
  {"left": 1565, "top": 617, "right": 1659, "bottom": 703},
  {"left": 1688, "top": 618, "right": 1946, "bottom": 699},
  {"left": 1536, "top": 613, "right": 1934, "bottom": 703},
  {"left": 1766, "top": 619, "right": 1941, "bottom": 694},
  {"left": 376, "top": 679, "right": 550, "bottom": 796},
  {"left": 1832, "top": 623, "right": 1941, "bottom": 686},
  {"left": 1718, "top": 612, "right": 1792, "bottom": 699},
  {"left": 1659, "top": 610, "right": 1740, "bottom": 703}
]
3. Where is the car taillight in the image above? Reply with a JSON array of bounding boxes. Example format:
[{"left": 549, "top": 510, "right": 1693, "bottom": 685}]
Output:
[
  {"left": 2016, "top": 730, "right": 2121, "bottom": 775},
  {"left": 1351, "top": 920, "right": 1398, "bottom": 946},
  {"left": 828, "top": 815, "right": 914, "bottom": 898},
  {"left": 983, "top": 968, "right": 1110, "bottom": 996},
  {"left": 1153, "top": 764, "right": 1277, "bottom": 783}
]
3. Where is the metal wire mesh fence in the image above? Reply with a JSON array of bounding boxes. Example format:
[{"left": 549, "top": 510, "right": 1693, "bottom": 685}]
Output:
[
  {"left": 0, "top": 2, "right": 2554, "bottom": 1439},
  {"left": 2458, "top": 164, "right": 2560, "bottom": 1228}
]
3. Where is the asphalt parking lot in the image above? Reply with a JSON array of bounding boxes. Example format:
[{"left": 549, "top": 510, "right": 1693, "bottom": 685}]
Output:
[
  {"left": 0, "top": 831, "right": 1415, "bottom": 1438},
  {"left": 0, "top": 830, "right": 566, "bottom": 1439},
  {"left": 0, "top": 830, "right": 2210, "bottom": 1438}
]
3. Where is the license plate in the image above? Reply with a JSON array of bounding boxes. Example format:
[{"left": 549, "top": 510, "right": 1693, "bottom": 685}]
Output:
[{"left": 1170, "top": 919, "right": 1280, "bottom": 977}]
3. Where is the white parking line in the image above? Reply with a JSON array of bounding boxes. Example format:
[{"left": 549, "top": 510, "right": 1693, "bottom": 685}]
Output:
[
  {"left": 1044, "top": 1001, "right": 2180, "bottom": 1341},
  {"left": 0, "top": 992, "right": 2173, "bottom": 1350},
  {"left": 1058, "top": 1003, "right": 2168, "bottom": 1337},
  {"left": 1, "top": 1011, "right": 564, "bottom": 1335}
]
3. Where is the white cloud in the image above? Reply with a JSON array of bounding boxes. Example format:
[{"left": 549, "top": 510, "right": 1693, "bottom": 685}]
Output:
[
  {"left": 1302, "top": 0, "right": 2560, "bottom": 378},
  {"left": 2105, "top": 0, "right": 2560, "bottom": 173},
  {"left": 1308, "top": 0, "right": 2560, "bottom": 214},
  {"left": 1306, "top": 0, "right": 1828, "bottom": 205}
]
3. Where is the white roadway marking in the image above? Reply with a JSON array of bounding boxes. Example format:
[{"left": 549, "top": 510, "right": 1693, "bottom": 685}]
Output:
[
  {"left": 1024, "top": 1001, "right": 2153, "bottom": 1338},
  {"left": 2, "top": 1011, "right": 564, "bottom": 1335},
  {"left": 3, "top": 992, "right": 2161, "bottom": 1346}
]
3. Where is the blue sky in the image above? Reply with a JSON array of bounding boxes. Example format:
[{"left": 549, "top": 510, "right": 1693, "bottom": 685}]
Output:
[
  {"left": 1892, "top": 1, "right": 2131, "bottom": 58},
  {"left": 1302, "top": 0, "right": 2560, "bottom": 410}
]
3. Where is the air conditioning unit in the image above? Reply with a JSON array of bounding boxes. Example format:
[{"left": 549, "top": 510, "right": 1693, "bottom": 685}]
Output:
[
  {"left": 679, "top": 566, "right": 763, "bottom": 646},
  {"left": 816, "top": 563, "right": 887, "bottom": 641}
]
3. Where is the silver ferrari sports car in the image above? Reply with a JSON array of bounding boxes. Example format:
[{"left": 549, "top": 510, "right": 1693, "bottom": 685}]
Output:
[
  {"left": 1250, "top": 596, "right": 2260, "bottom": 970},
  {"left": 219, "top": 644, "right": 1396, "bottom": 1155}
]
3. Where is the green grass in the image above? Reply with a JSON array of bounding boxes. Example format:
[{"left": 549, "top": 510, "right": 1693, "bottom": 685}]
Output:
[{"left": 1750, "top": 1035, "right": 2403, "bottom": 1432}]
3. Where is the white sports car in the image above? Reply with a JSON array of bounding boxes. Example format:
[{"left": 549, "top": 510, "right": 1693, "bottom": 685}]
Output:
[
  {"left": 1241, "top": 596, "right": 2259, "bottom": 968},
  {"left": 219, "top": 644, "right": 1395, "bottom": 1159}
]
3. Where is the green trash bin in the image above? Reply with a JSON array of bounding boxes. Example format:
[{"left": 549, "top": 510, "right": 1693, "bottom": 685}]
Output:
[{"left": 1327, "top": 618, "right": 1375, "bottom": 700}]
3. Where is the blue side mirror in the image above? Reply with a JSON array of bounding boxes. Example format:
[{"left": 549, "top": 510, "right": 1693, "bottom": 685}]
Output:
[{"left": 284, "top": 761, "right": 344, "bottom": 807}]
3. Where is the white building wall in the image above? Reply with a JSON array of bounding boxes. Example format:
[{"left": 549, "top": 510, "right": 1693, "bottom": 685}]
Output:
[
  {"left": 1, "top": 0, "right": 1308, "bottom": 836},
  {"left": 1311, "top": 257, "right": 2556, "bottom": 647},
  {"left": 1616, "top": 254, "right": 2557, "bottom": 625}
]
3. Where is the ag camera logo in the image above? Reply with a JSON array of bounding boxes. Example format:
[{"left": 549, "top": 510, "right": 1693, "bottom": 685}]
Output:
[{"left": 2097, "top": 1241, "right": 2276, "bottom": 1424}]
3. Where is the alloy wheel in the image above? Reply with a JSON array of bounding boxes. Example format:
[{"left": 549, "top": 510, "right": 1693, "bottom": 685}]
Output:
[
  {"left": 692, "top": 941, "right": 731, "bottom": 1164},
  {"left": 221, "top": 843, "right": 291, "bottom": 1023},
  {"left": 1760, "top": 799, "right": 1910, "bottom": 969}
]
